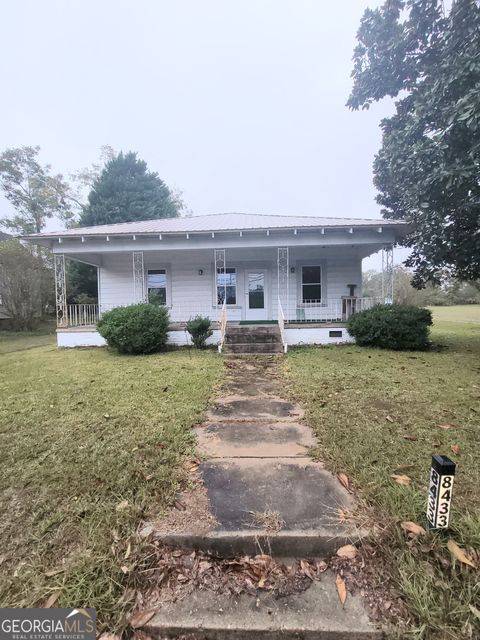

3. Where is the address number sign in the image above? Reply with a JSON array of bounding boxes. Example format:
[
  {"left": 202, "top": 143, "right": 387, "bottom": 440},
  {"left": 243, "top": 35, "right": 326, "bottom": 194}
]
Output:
[{"left": 427, "top": 454, "right": 456, "bottom": 530}]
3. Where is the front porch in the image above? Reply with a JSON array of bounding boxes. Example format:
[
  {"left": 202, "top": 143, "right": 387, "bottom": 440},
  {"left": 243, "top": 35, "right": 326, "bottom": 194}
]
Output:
[{"left": 54, "top": 243, "right": 392, "bottom": 350}]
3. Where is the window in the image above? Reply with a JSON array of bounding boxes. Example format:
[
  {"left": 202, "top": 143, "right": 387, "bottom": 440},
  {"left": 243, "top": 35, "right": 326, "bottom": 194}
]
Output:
[
  {"left": 217, "top": 267, "right": 236, "bottom": 305},
  {"left": 147, "top": 269, "right": 167, "bottom": 305},
  {"left": 301, "top": 265, "right": 321, "bottom": 302}
]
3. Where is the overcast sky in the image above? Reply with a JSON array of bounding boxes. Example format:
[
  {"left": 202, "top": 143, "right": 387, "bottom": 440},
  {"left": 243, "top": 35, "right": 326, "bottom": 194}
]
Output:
[{"left": 0, "top": 0, "right": 406, "bottom": 269}]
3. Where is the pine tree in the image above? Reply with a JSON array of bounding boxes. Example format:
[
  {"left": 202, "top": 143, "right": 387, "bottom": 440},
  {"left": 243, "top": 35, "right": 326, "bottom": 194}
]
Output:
[{"left": 80, "top": 151, "right": 180, "bottom": 226}]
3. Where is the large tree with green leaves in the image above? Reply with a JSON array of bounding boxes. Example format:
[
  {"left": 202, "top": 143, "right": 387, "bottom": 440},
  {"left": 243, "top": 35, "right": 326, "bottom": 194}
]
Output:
[
  {"left": 0, "top": 239, "right": 53, "bottom": 329},
  {"left": 79, "top": 151, "right": 181, "bottom": 226},
  {"left": 348, "top": 0, "right": 480, "bottom": 287},
  {"left": 0, "top": 146, "right": 77, "bottom": 234}
]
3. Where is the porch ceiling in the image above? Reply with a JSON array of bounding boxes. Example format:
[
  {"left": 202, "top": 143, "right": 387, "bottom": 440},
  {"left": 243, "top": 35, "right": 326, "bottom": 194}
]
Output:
[{"left": 62, "top": 243, "right": 386, "bottom": 266}]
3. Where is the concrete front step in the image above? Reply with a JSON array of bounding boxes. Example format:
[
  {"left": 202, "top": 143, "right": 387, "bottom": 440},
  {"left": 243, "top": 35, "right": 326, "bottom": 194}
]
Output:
[
  {"left": 226, "top": 333, "right": 281, "bottom": 344},
  {"left": 145, "top": 578, "right": 381, "bottom": 639},
  {"left": 156, "top": 526, "right": 364, "bottom": 558},
  {"left": 223, "top": 343, "right": 284, "bottom": 354},
  {"left": 227, "top": 325, "right": 280, "bottom": 334}
]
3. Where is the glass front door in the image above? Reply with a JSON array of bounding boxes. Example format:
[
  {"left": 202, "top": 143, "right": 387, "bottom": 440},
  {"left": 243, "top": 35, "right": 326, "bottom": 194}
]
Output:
[{"left": 245, "top": 270, "right": 268, "bottom": 320}]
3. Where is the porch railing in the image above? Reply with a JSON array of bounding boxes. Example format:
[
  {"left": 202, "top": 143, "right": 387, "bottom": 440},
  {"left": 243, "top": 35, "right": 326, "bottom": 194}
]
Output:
[
  {"left": 58, "top": 296, "right": 388, "bottom": 329},
  {"left": 277, "top": 297, "right": 288, "bottom": 353},
  {"left": 58, "top": 302, "right": 221, "bottom": 328},
  {"left": 217, "top": 301, "right": 227, "bottom": 353},
  {"left": 283, "top": 297, "right": 386, "bottom": 323}
]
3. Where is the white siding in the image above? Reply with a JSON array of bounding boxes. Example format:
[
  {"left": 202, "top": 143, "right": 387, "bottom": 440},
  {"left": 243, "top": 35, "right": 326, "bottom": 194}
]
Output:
[{"left": 98, "top": 247, "right": 362, "bottom": 322}]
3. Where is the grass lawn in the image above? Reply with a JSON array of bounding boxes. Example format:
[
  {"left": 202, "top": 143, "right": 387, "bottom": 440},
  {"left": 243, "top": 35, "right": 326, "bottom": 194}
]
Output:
[
  {"left": 0, "top": 322, "right": 56, "bottom": 354},
  {"left": 285, "top": 305, "right": 480, "bottom": 639},
  {"left": 0, "top": 340, "right": 221, "bottom": 628}
]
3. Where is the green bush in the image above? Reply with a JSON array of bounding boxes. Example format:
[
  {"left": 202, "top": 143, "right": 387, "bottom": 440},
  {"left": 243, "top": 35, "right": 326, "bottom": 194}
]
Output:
[
  {"left": 347, "top": 304, "right": 432, "bottom": 350},
  {"left": 97, "top": 304, "right": 170, "bottom": 354},
  {"left": 186, "top": 315, "right": 213, "bottom": 349}
]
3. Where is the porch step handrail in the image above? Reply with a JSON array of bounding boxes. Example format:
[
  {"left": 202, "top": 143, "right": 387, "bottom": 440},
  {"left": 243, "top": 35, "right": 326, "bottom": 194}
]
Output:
[
  {"left": 277, "top": 297, "right": 288, "bottom": 353},
  {"left": 218, "top": 301, "right": 227, "bottom": 353}
]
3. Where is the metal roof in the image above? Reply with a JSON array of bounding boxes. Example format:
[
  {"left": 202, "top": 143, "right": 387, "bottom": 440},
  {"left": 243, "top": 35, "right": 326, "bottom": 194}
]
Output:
[{"left": 24, "top": 213, "right": 405, "bottom": 239}]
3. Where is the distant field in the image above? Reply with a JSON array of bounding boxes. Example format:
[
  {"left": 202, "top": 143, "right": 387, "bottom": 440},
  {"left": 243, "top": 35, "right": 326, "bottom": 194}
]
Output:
[{"left": 429, "top": 304, "right": 480, "bottom": 324}]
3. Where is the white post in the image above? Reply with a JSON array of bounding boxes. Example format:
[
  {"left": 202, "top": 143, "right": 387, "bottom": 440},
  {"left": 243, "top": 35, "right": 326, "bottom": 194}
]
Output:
[
  {"left": 277, "top": 247, "right": 289, "bottom": 321},
  {"left": 382, "top": 244, "right": 394, "bottom": 303},
  {"left": 54, "top": 254, "right": 67, "bottom": 327},
  {"left": 133, "top": 251, "right": 146, "bottom": 303},
  {"left": 214, "top": 249, "right": 226, "bottom": 308}
]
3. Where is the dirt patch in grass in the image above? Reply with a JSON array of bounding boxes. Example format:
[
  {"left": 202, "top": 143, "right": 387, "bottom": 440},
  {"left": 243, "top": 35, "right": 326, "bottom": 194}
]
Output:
[
  {"left": 0, "top": 343, "right": 222, "bottom": 630},
  {"left": 285, "top": 319, "right": 480, "bottom": 639},
  {"left": 146, "top": 468, "right": 218, "bottom": 536}
]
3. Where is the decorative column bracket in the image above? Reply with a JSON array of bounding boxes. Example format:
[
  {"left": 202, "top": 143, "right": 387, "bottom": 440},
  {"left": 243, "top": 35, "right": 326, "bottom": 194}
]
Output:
[
  {"left": 133, "top": 251, "right": 146, "bottom": 303},
  {"left": 54, "top": 254, "right": 67, "bottom": 327},
  {"left": 214, "top": 249, "right": 226, "bottom": 308},
  {"left": 382, "top": 243, "right": 394, "bottom": 303}
]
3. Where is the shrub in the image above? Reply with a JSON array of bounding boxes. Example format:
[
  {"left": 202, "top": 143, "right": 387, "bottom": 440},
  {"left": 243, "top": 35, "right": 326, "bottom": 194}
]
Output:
[
  {"left": 186, "top": 315, "right": 213, "bottom": 349},
  {"left": 347, "top": 304, "right": 433, "bottom": 351},
  {"left": 97, "top": 304, "right": 169, "bottom": 354}
]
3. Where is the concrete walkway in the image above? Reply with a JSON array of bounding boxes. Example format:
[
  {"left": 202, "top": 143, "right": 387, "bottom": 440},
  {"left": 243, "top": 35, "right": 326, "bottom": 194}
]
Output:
[
  {"left": 160, "top": 356, "right": 362, "bottom": 556},
  {"left": 149, "top": 356, "right": 379, "bottom": 639}
]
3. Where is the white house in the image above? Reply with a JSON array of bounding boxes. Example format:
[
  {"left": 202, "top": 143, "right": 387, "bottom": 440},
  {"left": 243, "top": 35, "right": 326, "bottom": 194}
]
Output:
[{"left": 24, "top": 213, "right": 407, "bottom": 351}]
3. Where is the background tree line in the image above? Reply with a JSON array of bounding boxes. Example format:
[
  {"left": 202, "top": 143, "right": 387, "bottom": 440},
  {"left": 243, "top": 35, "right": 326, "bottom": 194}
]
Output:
[
  {"left": 364, "top": 266, "right": 480, "bottom": 306},
  {"left": 0, "top": 146, "right": 183, "bottom": 329}
]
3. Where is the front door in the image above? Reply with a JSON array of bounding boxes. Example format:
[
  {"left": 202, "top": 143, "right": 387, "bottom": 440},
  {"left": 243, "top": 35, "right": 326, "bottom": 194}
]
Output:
[{"left": 245, "top": 270, "right": 268, "bottom": 321}]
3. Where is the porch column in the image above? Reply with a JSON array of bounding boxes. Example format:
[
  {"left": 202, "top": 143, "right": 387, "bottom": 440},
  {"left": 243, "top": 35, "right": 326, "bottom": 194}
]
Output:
[
  {"left": 277, "top": 247, "right": 289, "bottom": 316},
  {"left": 133, "top": 251, "right": 147, "bottom": 303},
  {"left": 54, "top": 253, "right": 67, "bottom": 327},
  {"left": 382, "top": 243, "right": 394, "bottom": 303},
  {"left": 214, "top": 249, "right": 226, "bottom": 308}
]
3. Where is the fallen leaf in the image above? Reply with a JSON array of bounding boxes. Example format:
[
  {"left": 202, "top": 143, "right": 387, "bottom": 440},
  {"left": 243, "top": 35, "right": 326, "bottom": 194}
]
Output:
[
  {"left": 386, "top": 415, "right": 395, "bottom": 423},
  {"left": 447, "top": 540, "right": 476, "bottom": 568},
  {"left": 124, "top": 542, "right": 131, "bottom": 560},
  {"left": 402, "top": 435, "right": 417, "bottom": 441},
  {"left": 451, "top": 444, "right": 460, "bottom": 455},
  {"left": 129, "top": 608, "right": 157, "bottom": 628},
  {"left": 335, "top": 574, "right": 347, "bottom": 605},
  {"left": 116, "top": 500, "right": 129, "bottom": 511},
  {"left": 336, "top": 544, "right": 358, "bottom": 559},
  {"left": 120, "top": 565, "right": 129, "bottom": 574},
  {"left": 401, "top": 521, "right": 426, "bottom": 537},
  {"left": 43, "top": 590, "right": 61, "bottom": 608},
  {"left": 316, "top": 560, "right": 328, "bottom": 573},
  {"left": 300, "top": 559, "right": 315, "bottom": 580},
  {"left": 337, "top": 473, "right": 349, "bottom": 490},
  {"left": 437, "top": 423, "right": 455, "bottom": 430},
  {"left": 391, "top": 474, "right": 411, "bottom": 486},
  {"left": 394, "top": 464, "right": 415, "bottom": 472}
]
